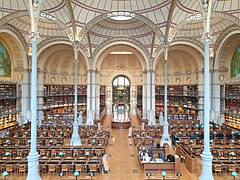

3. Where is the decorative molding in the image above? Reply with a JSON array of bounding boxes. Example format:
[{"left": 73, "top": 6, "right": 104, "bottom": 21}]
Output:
[
  {"left": 78, "top": 11, "right": 164, "bottom": 45},
  {"left": 171, "top": 37, "right": 204, "bottom": 50},
  {"left": 37, "top": 36, "right": 71, "bottom": 50},
  {"left": 214, "top": 25, "right": 240, "bottom": 52},
  {"left": 0, "top": 23, "right": 29, "bottom": 52},
  {"left": 92, "top": 36, "right": 151, "bottom": 59}
]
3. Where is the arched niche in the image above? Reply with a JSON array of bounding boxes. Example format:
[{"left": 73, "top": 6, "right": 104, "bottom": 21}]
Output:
[
  {"left": 154, "top": 44, "right": 202, "bottom": 85},
  {"left": 215, "top": 31, "right": 240, "bottom": 82},
  {"left": 38, "top": 43, "right": 87, "bottom": 85},
  {"left": 0, "top": 31, "right": 27, "bottom": 82}
]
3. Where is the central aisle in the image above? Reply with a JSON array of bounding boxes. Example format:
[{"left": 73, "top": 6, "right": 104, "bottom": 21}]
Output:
[{"left": 98, "top": 115, "right": 145, "bottom": 180}]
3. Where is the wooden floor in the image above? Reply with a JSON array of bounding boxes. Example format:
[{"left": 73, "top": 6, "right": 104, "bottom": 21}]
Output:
[{"left": 6, "top": 115, "right": 239, "bottom": 180}]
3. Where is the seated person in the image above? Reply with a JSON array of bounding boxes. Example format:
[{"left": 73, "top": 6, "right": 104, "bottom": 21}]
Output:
[{"left": 166, "top": 154, "right": 175, "bottom": 162}]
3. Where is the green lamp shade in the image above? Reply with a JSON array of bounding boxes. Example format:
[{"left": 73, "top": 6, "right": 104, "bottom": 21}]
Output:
[
  {"left": 190, "top": 140, "right": 193, "bottom": 143},
  {"left": 185, "top": 125, "right": 188, "bottom": 128},
  {"left": 210, "top": 140, "right": 213, "bottom": 143},
  {"left": 5, "top": 152, "right": 10, "bottom": 156},
  {"left": 162, "top": 171, "right": 167, "bottom": 177},
  {"left": 231, "top": 172, "right": 237, "bottom": 177},
  {"left": 49, "top": 139, "right": 53, "bottom": 143},
  {"left": 28, "top": 140, "right": 31, "bottom": 143},
  {"left": 92, "top": 139, "right": 96, "bottom": 143},
  {"left": 5, "top": 132, "right": 9, "bottom": 135},
  {"left": 2, "top": 171, "right": 8, "bottom": 177},
  {"left": 74, "top": 171, "right": 80, "bottom": 177},
  {"left": 214, "top": 132, "right": 217, "bottom": 135},
  {"left": 43, "top": 132, "right": 46, "bottom": 134},
  {"left": 25, "top": 131, "right": 28, "bottom": 135},
  {"left": 195, "top": 124, "right": 199, "bottom": 127},
  {"left": 215, "top": 125, "right": 219, "bottom": 128},
  {"left": 170, "top": 126, "right": 173, "bottom": 128},
  {"left": 196, "top": 132, "right": 199, "bottom": 134},
  {"left": 59, "top": 152, "right": 63, "bottom": 156},
  {"left": 179, "top": 132, "right": 182, "bottom": 134},
  {"left": 6, "top": 140, "right": 10, "bottom": 143},
  {"left": 231, "top": 140, "right": 235, "bottom": 143},
  {"left": 60, "top": 131, "right": 63, "bottom": 135},
  {"left": 85, "top": 152, "right": 90, "bottom": 156},
  {"left": 231, "top": 131, "right": 235, "bottom": 135},
  {"left": 230, "top": 152, "right": 235, "bottom": 156}
]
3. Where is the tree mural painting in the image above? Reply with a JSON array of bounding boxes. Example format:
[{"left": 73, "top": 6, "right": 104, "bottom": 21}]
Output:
[
  {"left": 231, "top": 46, "right": 240, "bottom": 78},
  {"left": 0, "top": 43, "right": 11, "bottom": 77}
]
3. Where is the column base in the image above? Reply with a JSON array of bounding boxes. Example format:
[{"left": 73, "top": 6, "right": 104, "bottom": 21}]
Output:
[
  {"left": 27, "top": 152, "right": 41, "bottom": 180},
  {"left": 71, "top": 135, "right": 82, "bottom": 146},
  {"left": 160, "top": 133, "right": 171, "bottom": 146},
  {"left": 199, "top": 151, "right": 214, "bottom": 180}
]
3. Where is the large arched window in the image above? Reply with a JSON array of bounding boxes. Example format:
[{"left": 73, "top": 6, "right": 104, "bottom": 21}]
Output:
[
  {"left": 231, "top": 45, "right": 240, "bottom": 78},
  {"left": 112, "top": 76, "right": 130, "bottom": 113}
]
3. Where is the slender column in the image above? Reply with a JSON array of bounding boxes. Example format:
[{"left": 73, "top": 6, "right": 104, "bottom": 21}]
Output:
[
  {"left": 71, "top": 42, "right": 81, "bottom": 146},
  {"left": 149, "top": 70, "right": 156, "bottom": 125},
  {"left": 142, "top": 70, "right": 147, "bottom": 119},
  {"left": 161, "top": 46, "right": 171, "bottom": 146},
  {"left": 199, "top": 0, "right": 214, "bottom": 179},
  {"left": 21, "top": 69, "right": 31, "bottom": 123},
  {"left": 27, "top": 36, "right": 41, "bottom": 180},
  {"left": 27, "top": 0, "right": 41, "bottom": 179},
  {"left": 87, "top": 69, "right": 94, "bottom": 125},
  {"left": 95, "top": 70, "right": 100, "bottom": 120}
]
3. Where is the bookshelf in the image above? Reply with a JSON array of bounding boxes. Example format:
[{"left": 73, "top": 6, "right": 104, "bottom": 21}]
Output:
[
  {"left": 100, "top": 85, "right": 106, "bottom": 113},
  {"left": 155, "top": 85, "right": 199, "bottom": 121},
  {"left": 224, "top": 84, "right": 240, "bottom": 128},
  {"left": 43, "top": 85, "right": 87, "bottom": 123},
  {"left": 0, "top": 84, "right": 19, "bottom": 129},
  {"left": 137, "top": 86, "right": 142, "bottom": 112}
]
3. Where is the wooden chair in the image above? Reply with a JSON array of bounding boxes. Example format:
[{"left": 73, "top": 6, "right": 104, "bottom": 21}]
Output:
[
  {"left": 18, "top": 165, "right": 27, "bottom": 176},
  {"left": 6, "top": 165, "right": 14, "bottom": 176},
  {"left": 212, "top": 164, "right": 222, "bottom": 175},
  {"left": 75, "top": 165, "right": 85, "bottom": 174},
  {"left": 89, "top": 164, "right": 99, "bottom": 174},
  {"left": 227, "top": 164, "right": 236, "bottom": 173},
  {"left": 61, "top": 165, "right": 69, "bottom": 175},
  {"left": 48, "top": 165, "right": 56, "bottom": 174}
]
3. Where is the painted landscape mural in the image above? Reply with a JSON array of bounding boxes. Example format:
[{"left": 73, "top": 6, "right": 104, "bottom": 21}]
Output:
[
  {"left": 0, "top": 42, "right": 11, "bottom": 78},
  {"left": 231, "top": 46, "right": 240, "bottom": 78}
]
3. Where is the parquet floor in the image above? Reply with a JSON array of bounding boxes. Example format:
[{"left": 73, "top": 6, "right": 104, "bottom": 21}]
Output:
[{"left": 4, "top": 115, "right": 239, "bottom": 180}]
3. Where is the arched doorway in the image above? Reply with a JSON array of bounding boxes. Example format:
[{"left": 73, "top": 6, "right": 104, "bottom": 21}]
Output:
[{"left": 112, "top": 76, "right": 130, "bottom": 121}]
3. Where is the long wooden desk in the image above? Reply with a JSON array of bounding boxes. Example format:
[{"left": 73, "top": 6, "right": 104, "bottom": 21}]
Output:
[
  {"left": 140, "top": 158, "right": 180, "bottom": 172},
  {"left": 175, "top": 143, "right": 197, "bottom": 173}
]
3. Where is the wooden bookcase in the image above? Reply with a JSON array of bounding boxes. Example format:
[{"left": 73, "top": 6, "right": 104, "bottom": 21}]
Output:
[
  {"left": 43, "top": 85, "right": 87, "bottom": 123},
  {"left": 0, "top": 84, "right": 19, "bottom": 129},
  {"left": 224, "top": 84, "right": 240, "bottom": 128},
  {"left": 155, "top": 85, "right": 199, "bottom": 121},
  {"left": 100, "top": 85, "right": 106, "bottom": 113},
  {"left": 137, "top": 86, "right": 142, "bottom": 113}
]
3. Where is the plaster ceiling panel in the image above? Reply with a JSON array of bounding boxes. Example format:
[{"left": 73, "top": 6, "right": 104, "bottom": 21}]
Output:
[
  {"left": 41, "top": 0, "right": 71, "bottom": 25},
  {"left": 174, "top": 16, "right": 235, "bottom": 45},
  {"left": 0, "top": 0, "right": 27, "bottom": 19},
  {"left": 213, "top": 0, "right": 240, "bottom": 19}
]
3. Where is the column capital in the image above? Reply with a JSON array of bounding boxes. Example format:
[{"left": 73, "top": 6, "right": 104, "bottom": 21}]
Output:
[
  {"left": 73, "top": 59, "right": 79, "bottom": 64},
  {"left": 30, "top": 32, "right": 39, "bottom": 40},
  {"left": 201, "top": 32, "right": 212, "bottom": 40}
]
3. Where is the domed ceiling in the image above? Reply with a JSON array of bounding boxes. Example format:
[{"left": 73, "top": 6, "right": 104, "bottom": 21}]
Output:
[{"left": 0, "top": 0, "right": 240, "bottom": 58}]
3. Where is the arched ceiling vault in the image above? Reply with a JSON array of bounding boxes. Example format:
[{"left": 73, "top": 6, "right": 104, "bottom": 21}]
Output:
[{"left": 0, "top": 0, "right": 240, "bottom": 69}]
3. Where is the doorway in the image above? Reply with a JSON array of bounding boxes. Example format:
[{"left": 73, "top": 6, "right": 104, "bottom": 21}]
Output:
[{"left": 112, "top": 76, "right": 130, "bottom": 121}]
